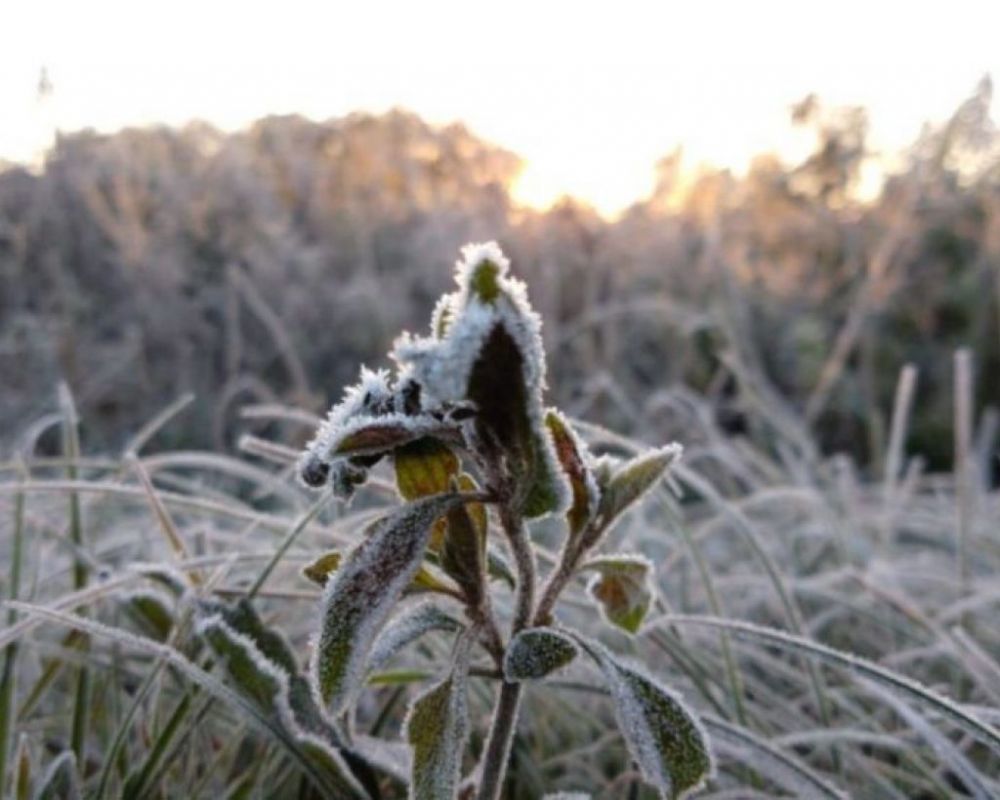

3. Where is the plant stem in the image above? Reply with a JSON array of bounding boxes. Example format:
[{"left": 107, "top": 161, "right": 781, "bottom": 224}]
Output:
[
  {"left": 476, "top": 502, "right": 535, "bottom": 800},
  {"left": 500, "top": 503, "right": 535, "bottom": 632},
  {"left": 476, "top": 680, "right": 523, "bottom": 800}
]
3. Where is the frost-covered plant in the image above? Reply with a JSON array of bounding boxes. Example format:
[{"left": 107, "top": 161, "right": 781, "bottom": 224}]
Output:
[{"left": 208, "top": 243, "right": 711, "bottom": 799}]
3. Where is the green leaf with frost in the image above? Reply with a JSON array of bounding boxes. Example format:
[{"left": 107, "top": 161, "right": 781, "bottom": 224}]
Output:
[
  {"left": 405, "top": 643, "right": 472, "bottom": 800},
  {"left": 312, "top": 493, "right": 467, "bottom": 714},
  {"left": 486, "top": 546, "right": 516, "bottom": 588},
  {"left": 596, "top": 445, "right": 681, "bottom": 529},
  {"left": 195, "top": 600, "right": 372, "bottom": 798},
  {"left": 303, "top": 549, "right": 461, "bottom": 598},
  {"left": 197, "top": 611, "right": 284, "bottom": 710},
  {"left": 574, "top": 635, "right": 714, "bottom": 800},
  {"left": 440, "top": 474, "right": 488, "bottom": 605},
  {"left": 504, "top": 628, "right": 578, "bottom": 681},
  {"left": 120, "top": 590, "right": 175, "bottom": 641},
  {"left": 370, "top": 603, "right": 464, "bottom": 672},
  {"left": 583, "top": 555, "right": 654, "bottom": 634}
]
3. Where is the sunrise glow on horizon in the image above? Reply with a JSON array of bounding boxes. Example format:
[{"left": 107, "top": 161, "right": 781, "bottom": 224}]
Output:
[{"left": 2, "top": 0, "right": 999, "bottom": 217}]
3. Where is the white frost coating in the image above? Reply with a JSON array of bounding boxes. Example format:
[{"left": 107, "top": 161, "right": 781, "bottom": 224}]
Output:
[
  {"left": 542, "top": 794, "right": 592, "bottom": 799},
  {"left": 196, "top": 611, "right": 289, "bottom": 701},
  {"left": 298, "top": 367, "right": 393, "bottom": 475},
  {"left": 322, "top": 411, "right": 452, "bottom": 456},
  {"left": 369, "top": 601, "right": 463, "bottom": 672},
  {"left": 584, "top": 553, "right": 654, "bottom": 573},
  {"left": 391, "top": 242, "right": 571, "bottom": 516},
  {"left": 429, "top": 291, "right": 460, "bottom": 337},
  {"left": 129, "top": 562, "right": 191, "bottom": 597},
  {"left": 578, "top": 636, "right": 715, "bottom": 799},
  {"left": 196, "top": 613, "right": 370, "bottom": 799},
  {"left": 310, "top": 494, "right": 465, "bottom": 716},
  {"left": 504, "top": 627, "right": 579, "bottom": 681}
]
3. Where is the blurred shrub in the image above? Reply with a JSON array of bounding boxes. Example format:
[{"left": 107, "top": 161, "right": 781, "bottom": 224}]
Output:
[{"left": 1, "top": 85, "right": 998, "bottom": 472}]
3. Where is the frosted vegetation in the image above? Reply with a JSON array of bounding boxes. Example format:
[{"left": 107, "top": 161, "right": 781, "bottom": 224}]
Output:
[{"left": 1, "top": 82, "right": 1000, "bottom": 797}]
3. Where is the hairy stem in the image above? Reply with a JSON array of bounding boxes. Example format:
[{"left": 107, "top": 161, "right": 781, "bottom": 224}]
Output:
[
  {"left": 476, "top": 502, "right": 535, "bottom": 800},
  {"left": 476, "top": 680, "right": 523, "bottom": 800}
]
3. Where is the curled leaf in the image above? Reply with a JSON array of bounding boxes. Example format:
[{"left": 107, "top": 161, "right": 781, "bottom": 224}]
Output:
[
  {"left": 440, "top": 474, "right": 488, "bottom": 605},
  {"left": 583, "top": 554, "right": 654, "bottom": 634},
  {"left": 334, "top": 421, "right": 431, "bottom": 457},
  {"left": 596, "top": 445, "right": 682, "bottom": 529},
  {"left": 574, "top": 635, "right": 714, "bottom": 800},
  {"left": 545, "top": 409, "right": 599, "bottom": 537},
  {"left": 312, "top": 493, "right": 466, "bottom": 714},
  {"left": 504, "top": 627, "right": 578, "bottom": 682}
]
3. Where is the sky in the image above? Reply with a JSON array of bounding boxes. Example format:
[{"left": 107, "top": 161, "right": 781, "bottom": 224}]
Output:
[{"left": 2, "top": 0, "right": 999, "bottom": 217}]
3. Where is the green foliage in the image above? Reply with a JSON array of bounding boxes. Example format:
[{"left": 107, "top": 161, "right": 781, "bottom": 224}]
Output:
[
  {"left": 405, "top": 644, "right": 472, "bottom": 800},
  {"left": 504, "top": 628, "right": 578, "bottom": 681},
  {"left": 595, "top": 446, "right": 681, "bottom": 531},
  {"left": 312, "top": 493, "right": 467, "bottom": 714},
  {"left": 574, "top": 636, "right": 714, "bottom": 800}
]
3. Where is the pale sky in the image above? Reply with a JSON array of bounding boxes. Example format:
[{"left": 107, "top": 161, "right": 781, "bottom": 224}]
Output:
[{"left": 2, "top": 0, "right": 998, "bottom": 216}]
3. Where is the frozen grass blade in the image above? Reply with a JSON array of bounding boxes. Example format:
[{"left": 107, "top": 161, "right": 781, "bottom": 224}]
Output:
[
  {"left": 4, "top": 601, "right": 361, "bottom": 798},
  {"left": 652, "top": 615, "right": 1000, "bottom": 755},
  {"left": 0, "top": 464, "right": 26, "bottom": 796},
  {"left": 703, "top": 716, "right": 846, "bottom": 799},
  {"left": 58, "top": 384, "right": 91, "bottom": 765}
]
